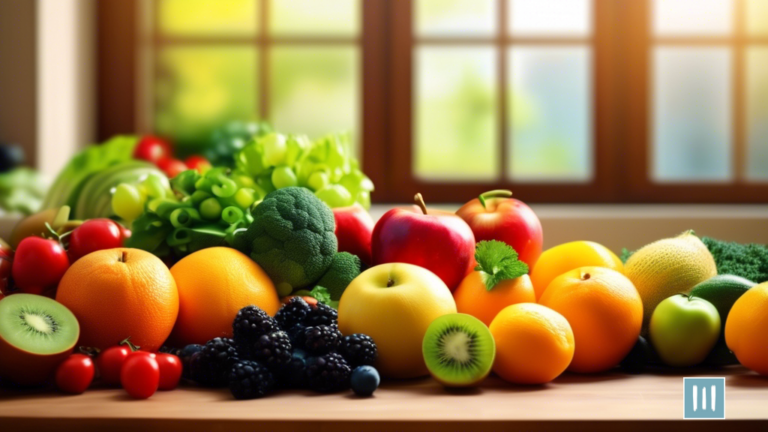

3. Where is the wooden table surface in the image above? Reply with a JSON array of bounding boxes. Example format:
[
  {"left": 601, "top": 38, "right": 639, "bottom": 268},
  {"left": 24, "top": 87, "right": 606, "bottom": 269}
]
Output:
[{"left": 2, "top": 366, "right": 767, "bottom": 431}]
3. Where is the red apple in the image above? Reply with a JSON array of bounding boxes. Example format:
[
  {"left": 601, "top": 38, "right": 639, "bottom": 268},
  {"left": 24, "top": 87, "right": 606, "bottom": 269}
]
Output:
[
  {"left": 456, "top": 190, "right": 543, "bottom": 269},
  {"left": 372, "top": 193, "right": 475, "bottom": 291},
  {"left": 333, "top": 204, "right": 374, "bottom": 265}
]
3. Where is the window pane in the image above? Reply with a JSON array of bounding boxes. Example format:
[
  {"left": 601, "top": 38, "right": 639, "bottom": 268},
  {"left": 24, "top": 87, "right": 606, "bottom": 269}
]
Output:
[
  {"left": 746, "top": 0, "right": 768, "bottom": 36},
  {"left": 652, "top": 48, "right": 732, "bottom": 182},
  {"left": 746, "top": 47, "right": 768, "bottom": 180},
  {"left": 415, "top": 0, "right": 497, "bottom": 37},
  {"left": 270, "top": 47, "right": 359, "bottom": 146},
  {"left": 414, "top": 47, "right": 498, "bottom": 181},
  {"left": 158, "top": 0, "right": 257, "bottom": 36},
  {"left": 508, "top": 47, "right": 592, "bottom": 182},
  {"left": 269, "top": 0, "right": 359, "bottom": 36},
  {"left": 653, "top": 0, "right": 733, "bottom": 36},
  {"left": 155, "top": 47, "right": 258, "bottom": 150},
  {"left": 510, "top": 0, "right": 592, "bottom": 37}
]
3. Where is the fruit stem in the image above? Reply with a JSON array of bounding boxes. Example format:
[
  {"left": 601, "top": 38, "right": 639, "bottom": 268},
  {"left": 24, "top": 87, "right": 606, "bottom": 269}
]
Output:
[
  {"left": 478, "top": 190, "right": 513, "bottom": 209},
  {"left": 581, "top": 272, "right": 591, "bottom": 281},
  {"left": 414, "top": 193, "right": 428, "bottom": 215},
  {"left": 118, "top": 251, "right": 128, "bottom": 263},
  {"left": 120, "top": 337, "right": 141, "bottom": 352},
  {"left": 387, "top": 278, "right": 395, "bottom": 288}
]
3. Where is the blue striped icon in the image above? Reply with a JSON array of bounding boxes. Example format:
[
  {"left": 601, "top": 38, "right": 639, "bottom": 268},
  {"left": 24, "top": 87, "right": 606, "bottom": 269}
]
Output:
[{"left": 684, "top": 378, "right": 725, "bottom": 419}]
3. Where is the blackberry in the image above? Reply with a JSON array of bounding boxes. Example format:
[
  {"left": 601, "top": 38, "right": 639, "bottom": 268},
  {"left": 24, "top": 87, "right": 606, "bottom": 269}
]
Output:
[
  {"left": 303, "top": 325, "right": 342, "bottom": 355},
  {"left": 339, "top": 334, "right": 378, "bottom": 367},
  {"left": 233, "top": 306, "right": 280, "bottom": 348},
  {"left": 239, "top": 331, "right": 292, "bottom": 370},
  {"left": 305, "top": 302, "right": 338, "bottom": 327},
  {"left": 229, "top": 360, "right": 276, "bottom": 400},
  {"left": 305, "top": 352, "right": 351, "bottom": 393},
  {"left": 286, "top": 324, "right": 307, "bottom": 348},
  {"left": 190, "top": 338, "right": 240, "bottom": 387},
  {"left": 277, "top": 348, "right": 308, "bottom": 389},
  {"left": 179, "top": 344, "right": 204, "bottom": 379},
  {"left": 275, "top": 297, "right": 311, "bottom": 330}
]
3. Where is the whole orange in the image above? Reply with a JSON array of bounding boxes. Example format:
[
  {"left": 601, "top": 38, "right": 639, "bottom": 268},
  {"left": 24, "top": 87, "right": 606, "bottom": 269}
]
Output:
[
  {"left": 489, "top": 303, "right": 574, "bottom": 385},
  {"left": 725, "top": 282, "right": 768, "bottom": 375},
  {"left": 454, "top": 272, "right": 535, "bottom": 326},
  {"left": 170, "top": 247, "right": 280, "bottom": 346},
  {"left": 56, "top": 248, "right": 178, "bottom": 352},
  {"left": 539, "top": 266, "right": 642, "bottom": 373},
  {"left": 530, "top": 241, "right": 623, "bottom": 300}
]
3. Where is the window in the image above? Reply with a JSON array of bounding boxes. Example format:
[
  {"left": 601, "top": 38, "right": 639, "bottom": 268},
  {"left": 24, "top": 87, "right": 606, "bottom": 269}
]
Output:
[
  {"left": 97, "top": 0, "right": 768, "bottom": 203},
  {"left": 144, "top": 0, "right": 361, "bottom": 152}
]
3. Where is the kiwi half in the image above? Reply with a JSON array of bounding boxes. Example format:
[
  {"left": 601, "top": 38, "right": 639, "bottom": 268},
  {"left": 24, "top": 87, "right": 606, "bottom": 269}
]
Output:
[
  {"left": 0, "top": 294, "right": 79, "bottom": 386},
  {"left": 422, "top": 313, "right": 495, "bottom": 387}
]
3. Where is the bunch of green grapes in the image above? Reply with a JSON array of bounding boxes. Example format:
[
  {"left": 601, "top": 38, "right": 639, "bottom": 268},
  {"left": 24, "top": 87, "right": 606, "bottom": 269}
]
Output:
[
  {"left": 234, "top": 132, "right": 374, "bottom": 209},
  {"left": 113, "top": 167, "right": 261, "bottom": 259}
]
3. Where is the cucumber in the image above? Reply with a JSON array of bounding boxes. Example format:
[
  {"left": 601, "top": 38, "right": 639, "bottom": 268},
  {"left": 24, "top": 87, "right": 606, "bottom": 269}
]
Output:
[{"left": 689, "top": 274, "right": 757, "bottom": 326}]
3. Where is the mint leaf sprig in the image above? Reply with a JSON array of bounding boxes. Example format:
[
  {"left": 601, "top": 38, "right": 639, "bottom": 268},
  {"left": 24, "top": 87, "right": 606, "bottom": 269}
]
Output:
[{"left": 474, "top": 240, "right": 529, "bottom": 291}]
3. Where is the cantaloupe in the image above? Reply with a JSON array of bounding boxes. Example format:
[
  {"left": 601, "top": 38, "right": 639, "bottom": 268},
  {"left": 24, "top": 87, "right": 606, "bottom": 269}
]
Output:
[{"left": 624, "top": 230, "right": 717, "bottom": 329}]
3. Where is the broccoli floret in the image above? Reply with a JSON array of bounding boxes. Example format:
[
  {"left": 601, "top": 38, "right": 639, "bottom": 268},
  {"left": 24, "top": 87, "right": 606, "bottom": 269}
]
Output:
[
  {"left": 238, "top": 187, "right": 337, "bottom": 293},
  {"left": 316, "top": 252, "right": 362, "bottom": 301},
  {"left": 702, "top": 237, "right": 768, "bottom": 284}
]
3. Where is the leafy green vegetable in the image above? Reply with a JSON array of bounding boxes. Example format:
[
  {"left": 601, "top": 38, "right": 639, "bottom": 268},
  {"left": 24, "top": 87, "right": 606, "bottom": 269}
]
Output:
[
  {"left": 42, "top": 135, "right": 138, "bottom": 210},
  {"left": 316, "top": 252, "right": 362, "bottom": 301},
  {"left": 0, "top": 168, "right": 46, "bottom": 215},
  {"left": 309, "top": 286, "right": 338, "bottom": 309},
  {"left": 204, "top": 120, "right": 272, "bottom": 167},
  {"left": 474, "top": 240, "right": 529, "bottom": 291},
  {"left": 702, "top": 237, "right": 768, "bottom": 284},
  {"left": 235, "top": 187, "right": 337, "bottom": 293},
  {"left": 620, "top": 248, "right": 634, "bottom": 264}
]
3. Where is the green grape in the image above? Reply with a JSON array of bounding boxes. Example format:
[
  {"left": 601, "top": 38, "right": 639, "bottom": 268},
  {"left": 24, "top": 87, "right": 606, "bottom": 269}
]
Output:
[
  {"left": 234, "top": 188, "right": 257, "bottom": 209},
  {"left": 261, "top": 133, "right": 288, "bottom": 166},
  {"left": 199, "top": 197, "right": 222, "bottom": 220},
  {"left": 142, "top": 174, "right": 168, "bottom": 199},
  {"left": 307, "top": 171, "right": 329, "bottom": 191},
  {"left": 271, "top": 166, "right": 298, "bottom": 189},
  {"left": 191, "top": 190, "right": 212, "bottom": 206},
  {"left": 112, "top": 183, "right": 145, "bottom": 221},
  {"left": 315, "top": 184, "right": 353, "bottom": 208}
]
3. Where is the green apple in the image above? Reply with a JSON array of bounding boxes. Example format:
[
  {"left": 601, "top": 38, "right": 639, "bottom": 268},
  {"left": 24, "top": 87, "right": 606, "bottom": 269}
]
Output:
[{"left": 649, "top": 294, "right": 721, "bottom": 367}]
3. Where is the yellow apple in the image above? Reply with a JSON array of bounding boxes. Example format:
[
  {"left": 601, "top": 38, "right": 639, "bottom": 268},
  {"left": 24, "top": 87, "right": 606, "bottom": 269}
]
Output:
[{"left": 338, "top": 263, "right": 457, "bottom": 379}]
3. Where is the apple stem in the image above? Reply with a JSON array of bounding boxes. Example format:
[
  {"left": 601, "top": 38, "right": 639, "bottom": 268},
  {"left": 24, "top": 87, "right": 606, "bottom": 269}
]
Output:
[
  {"left": 414, "top": 193, "right": 428, "bottom": 215},
  {"left": 478, "top": 190, "right": 513, "bottom": 209},
  {"left": 581, "top": 272, "right": 591, "bottom": 281},
  {"left": 387, "top": 278, "right": 395, "bottom": 288},
  {"left": 118, "top": 251, "right": 127, "bottom": 263}
]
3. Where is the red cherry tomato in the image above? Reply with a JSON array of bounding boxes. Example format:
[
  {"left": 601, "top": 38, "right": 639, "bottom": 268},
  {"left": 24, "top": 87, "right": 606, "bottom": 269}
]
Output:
[
  {"left": 133, "top": 135, "right": 172, "bottom": 164},
  {"left": 184, "top": 155, "right": 212, "bottom": 174},
  {"left": 155, "top": 353, "right": 183, "bottom": 390},
  {"left": 97, "top": 345, "right": 132, "bottom": 386},
  {"left": 56, "top": 354, "right": 95, "bottom": 394},
  {"left": 157, "top": 158, "right": 188, "bottom": 179},
  {"left": 12, "top": 237, "right": 69, "bottom": 295},
  {"left": 67, "top": 219, "right": 124, "bottom": 262},
  {"left": 121, "top": 352, "right": 160, "bottom": 399}
]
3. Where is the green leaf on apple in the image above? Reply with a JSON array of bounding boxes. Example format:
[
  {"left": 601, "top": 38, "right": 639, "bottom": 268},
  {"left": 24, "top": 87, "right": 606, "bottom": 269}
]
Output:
[{"left": 474, "top": 240, "right": 529, "bottom": 291}]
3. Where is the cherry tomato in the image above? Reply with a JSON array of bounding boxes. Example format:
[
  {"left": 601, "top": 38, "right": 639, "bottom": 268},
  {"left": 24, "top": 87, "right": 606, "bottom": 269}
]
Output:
[
  {"left": 184, "top": 155, "right": 212, "bottom": 174},
  {"left": 12, "top": 237, "right": 69, "bottom": 295},
  {"left": 67, "top": 219, "right": 124, "bottom": 262},
  {"left": 157, "top": 158, "right": 188, "bottom": 179},
  {"left": 55, "top": 354, "right": 95, "bottom": 394},
  {"left": 155, "top": 353, "right": 182, "bottom": 390},
  {"left": 97, "top": 345, "right": 133, "bottom": 386},
  {"left": 121, "top": 352, "right": 160, "bottom": 399},
  {"left": 133, "top": 135, "right": 172, "bottom": 164}
]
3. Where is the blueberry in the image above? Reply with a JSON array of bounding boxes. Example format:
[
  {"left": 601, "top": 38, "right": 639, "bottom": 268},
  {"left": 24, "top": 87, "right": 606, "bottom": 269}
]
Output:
[{"left": 350, "top": 365, "right": 380, "bottom": 397}]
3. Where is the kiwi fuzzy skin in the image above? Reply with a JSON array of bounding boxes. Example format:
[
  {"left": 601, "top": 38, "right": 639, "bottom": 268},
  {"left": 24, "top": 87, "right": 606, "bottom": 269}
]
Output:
[{"left": 0, "top": 335, "right": 75, "bottom": 386}]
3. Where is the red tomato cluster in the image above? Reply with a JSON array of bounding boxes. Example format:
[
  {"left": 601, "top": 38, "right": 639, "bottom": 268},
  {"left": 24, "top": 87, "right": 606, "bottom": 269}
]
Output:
[
  {"left": 133, "top": 135, "right": 211, "bottom": 178},
  {"left": 56, "top": 340, "right": 181, "bottom": 399}
]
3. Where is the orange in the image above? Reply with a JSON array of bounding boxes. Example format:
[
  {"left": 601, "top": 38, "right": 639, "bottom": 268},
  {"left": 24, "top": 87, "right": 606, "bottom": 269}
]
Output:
[
  {"left": 489, "top": 303, "right": 574, "bottom": 384},
  {"left": 169, "top": 247, "right": 280, "bottom": 346},
  {"left": 539, "top": 266, "right": 642, "bottom": 373},
  {"left": 725, "top": 282, "right": 768, "bottom": 375},
  {"left": 454, "top": 272, "right": 535, "bottom": 326},
  {"left": 56, "top": 248, "right": 178, "bottom": 352},
  {"left": 530, "top": 241, "right": 623, "bottom": 300}
]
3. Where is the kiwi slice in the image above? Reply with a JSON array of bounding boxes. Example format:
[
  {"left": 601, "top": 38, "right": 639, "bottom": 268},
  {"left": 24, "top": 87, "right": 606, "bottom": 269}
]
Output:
[
  {"left": 422, "top": 313, "right": 495, "bottom": 387},
  {"left": 0, "top": 294, "right": 79, "bottom": 386}
]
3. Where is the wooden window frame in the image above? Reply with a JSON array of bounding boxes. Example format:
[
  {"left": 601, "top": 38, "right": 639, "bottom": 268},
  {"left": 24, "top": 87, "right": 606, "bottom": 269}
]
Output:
[{"left": 97, "top": 0, "right": 768, "bottom": 204}]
